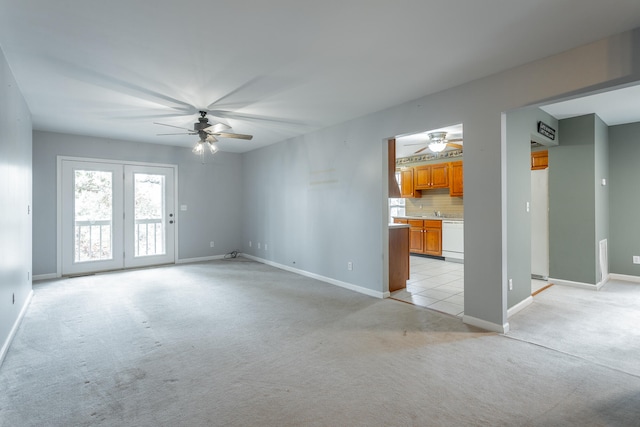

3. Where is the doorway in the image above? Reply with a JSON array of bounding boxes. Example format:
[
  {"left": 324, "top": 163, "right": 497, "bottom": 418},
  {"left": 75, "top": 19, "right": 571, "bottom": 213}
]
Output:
[
  {"left": 60, "top": 158, "right": 176, "bottom": 275},
  {"left": 388, "top": 125, "right": 465, "bottom": 317}
]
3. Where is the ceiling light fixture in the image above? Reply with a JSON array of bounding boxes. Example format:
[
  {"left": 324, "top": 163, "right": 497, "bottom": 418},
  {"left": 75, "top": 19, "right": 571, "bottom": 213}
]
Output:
[
  {"left": 427, "top": 132, "right": 448, "bottom": 153},
  {"left": 192, "top": 136, "right": 219, "bottom": 163}
]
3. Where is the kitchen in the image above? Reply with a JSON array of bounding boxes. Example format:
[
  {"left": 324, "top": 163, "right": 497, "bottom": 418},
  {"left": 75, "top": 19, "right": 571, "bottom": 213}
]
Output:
[{"left": 388, "top": 124, "right": 466, "bottom": 317}]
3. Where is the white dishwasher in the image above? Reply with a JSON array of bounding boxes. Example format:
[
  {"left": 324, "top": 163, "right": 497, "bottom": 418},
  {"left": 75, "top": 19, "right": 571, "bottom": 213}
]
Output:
[{"left": 442, "top": 220, "right": 464, "bottom": 261}]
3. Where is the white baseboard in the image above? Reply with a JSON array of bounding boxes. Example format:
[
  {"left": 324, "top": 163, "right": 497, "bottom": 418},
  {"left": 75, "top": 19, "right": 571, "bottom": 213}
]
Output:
[
  {"left": 0, "top": 290, "right": 33, "bottom": 368},
  {"left": 176, "top": 255, "right": 227, "bottom": 264},
  {"left": 548, "top": 276, "right": 607, "bottom": 291},
  {"left": 507, "top": 296, "right": 533, "bottom": 318},
  {"left": 462, "top": 314, "right": 509, "bottom": 333},
  {"left": 241, "top": 254, "right": 388, "bottom": 299},
  {"left": 609, "top": 273, "right": 640, "bottom": 283},
  {"left": 33, "top": 273, "right": 59, "bottom": 282}
]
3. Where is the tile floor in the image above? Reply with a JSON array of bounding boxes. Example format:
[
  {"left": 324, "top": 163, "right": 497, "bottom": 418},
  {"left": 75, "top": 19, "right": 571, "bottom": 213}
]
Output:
[
  {"left": 391, "top": 256, "right": 465, "bottom": 317},
  {"left": 391, "top": 256, "right": 552, "bottom": 318}
]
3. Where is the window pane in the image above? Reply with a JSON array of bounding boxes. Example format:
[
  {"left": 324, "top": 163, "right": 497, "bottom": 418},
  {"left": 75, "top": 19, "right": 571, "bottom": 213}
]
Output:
[
  {"left": 74, "top": 170, "right": 113, "bottom": 262},
  {"left": 134, "top": 173, "right": 165, "bottom": 257}
]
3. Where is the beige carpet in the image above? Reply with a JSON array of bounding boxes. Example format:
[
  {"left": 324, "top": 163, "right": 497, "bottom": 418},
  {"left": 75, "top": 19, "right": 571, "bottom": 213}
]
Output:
[{"left": 1, "top": 259, "right": 639, "bottom": 426}]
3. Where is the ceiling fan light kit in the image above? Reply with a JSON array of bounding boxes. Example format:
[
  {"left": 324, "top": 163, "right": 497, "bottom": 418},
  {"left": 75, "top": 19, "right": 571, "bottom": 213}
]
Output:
[
  {"left": 427, "top": 142, "right": 447, "bottom": 153},
  {"left": 427, "top": 132, "right": 448, "bottom": 153},
  {"left": 404, "top": 130, "right": 463, "bottom": 155},
  {"left": 155, "top": 110, "right": 253, "bottom": 159}
]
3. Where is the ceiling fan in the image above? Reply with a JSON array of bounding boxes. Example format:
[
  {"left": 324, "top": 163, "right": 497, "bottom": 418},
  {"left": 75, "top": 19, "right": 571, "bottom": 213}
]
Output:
[
  {"left": 407, "top": 132, "right": 463, "bottom": 154},
  {"left": 155, "top": 110, "right": 253, "bottom": 155}
]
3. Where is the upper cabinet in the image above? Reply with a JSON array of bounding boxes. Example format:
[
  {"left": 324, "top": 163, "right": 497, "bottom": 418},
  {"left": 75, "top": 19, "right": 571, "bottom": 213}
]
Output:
[
  {"left": 449, "top": 160, "right": 463, "bottom": 197},
  {"left": 414, "top": 163, "right": 449, "bottom": 190},
  {"left": 396, "top": 168, "right": 421, "bottom": 198},
  {"left": 531, "top": 150, "right": 548, "bottom": 170}
]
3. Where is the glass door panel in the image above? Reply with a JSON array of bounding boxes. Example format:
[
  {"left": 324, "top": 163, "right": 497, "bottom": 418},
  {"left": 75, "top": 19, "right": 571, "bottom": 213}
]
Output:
[
  {"left": 124, "top": 165, "right": 175, "bottom": 268},
  {"left": 74, "top": 169, "right": 113, "bottom": 262},
  {"left": 61, "top": 160, "right": 175, "bottom": 275},
  {"left": 62, "top": 161, "right": 124, "bottom": 275},
  {"left": 133, "top": 173, "right": 166, "bottom": 257}
]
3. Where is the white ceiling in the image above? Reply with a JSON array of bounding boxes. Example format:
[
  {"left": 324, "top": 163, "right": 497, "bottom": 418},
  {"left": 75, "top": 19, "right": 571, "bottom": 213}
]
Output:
[
  {"left": 540, "top": 83, "right": 640, "bottom": 126},
  {"left": 1, "top": 1, "right": 640, "bottom": 153}
]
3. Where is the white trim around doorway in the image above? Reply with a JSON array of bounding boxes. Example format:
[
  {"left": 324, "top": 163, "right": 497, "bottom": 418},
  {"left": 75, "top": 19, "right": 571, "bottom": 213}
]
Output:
[{"left": 56, "top": 156, "right": 179, "bottom": 278}]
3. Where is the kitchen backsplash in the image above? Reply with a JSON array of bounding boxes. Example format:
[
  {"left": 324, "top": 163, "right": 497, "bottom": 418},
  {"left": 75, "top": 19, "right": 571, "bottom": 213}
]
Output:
[{"left": 405, "top": 189, "right": 464, "bottom": 217}]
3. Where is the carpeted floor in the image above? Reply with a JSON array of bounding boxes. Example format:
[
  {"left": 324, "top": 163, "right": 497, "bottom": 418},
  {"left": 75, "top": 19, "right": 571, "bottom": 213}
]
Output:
[{"left": 1, "top": 259, "right": 639, "bottom": 426}]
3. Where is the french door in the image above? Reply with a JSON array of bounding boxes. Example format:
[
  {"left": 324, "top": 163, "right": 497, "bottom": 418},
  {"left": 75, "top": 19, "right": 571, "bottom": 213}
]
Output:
[{"left": 61, "top": 159, "right": 175, "bottom": 275}]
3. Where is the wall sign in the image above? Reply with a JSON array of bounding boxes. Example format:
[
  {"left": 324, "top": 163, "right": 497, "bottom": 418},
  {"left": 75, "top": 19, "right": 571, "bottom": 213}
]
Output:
[{"left": 537, "top": 121, "right": 556, "bottom": 140}]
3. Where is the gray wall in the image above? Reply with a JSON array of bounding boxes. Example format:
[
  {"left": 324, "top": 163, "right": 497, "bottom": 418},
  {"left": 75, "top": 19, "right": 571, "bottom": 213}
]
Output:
[
  {"left": 609, "top": 122, "right": 640, "bottom": 276},
  {"left": 32, "top": 131, "right": 243, "bottom": 276},
  {"left": 505, "top": 107, "right": 558, "bottom": 309},
  {"left": 0, "top": 46, "right": 32, "bottom": 358},
  {"left": 549, "top": 114, "right": 610, "bottom": 285},
  {"left": 594, "top": 115, "right": 610, "bottom": 282},
  {"left": 242, "top": 28, "right": 640, "bottom": 329}
]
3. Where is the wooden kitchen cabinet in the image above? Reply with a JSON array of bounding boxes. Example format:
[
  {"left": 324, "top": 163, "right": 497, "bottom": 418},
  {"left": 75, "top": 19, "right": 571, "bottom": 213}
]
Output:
[
  {"left": 406, "top": 219, "right": 442, "bottom": 256},
  {"left": 449, "top": 160, "right": 464, "bottom": 197},
  {"left": 408, "top": 220, "right": 425, "bottom": 253},
  {"left": 531, "top": 150, "right": 548, "bottom": 170},
  {"left": 396, "top": 168, "right": 421, "bottom": 198},
  {"left": 423, "top": 220, "right": 442, "bottom": 256},
  {"left": 389, "top": 225, "right": 410, "bottom": 292},
  {"left": 414, "top": 163, "right": 449, "bottom": 190}
]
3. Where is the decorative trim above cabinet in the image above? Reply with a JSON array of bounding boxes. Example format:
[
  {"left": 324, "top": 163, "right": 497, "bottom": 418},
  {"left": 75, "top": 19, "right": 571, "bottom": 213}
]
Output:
[{"left": 397, "top": 149, "right": 463, "bottom": 166}]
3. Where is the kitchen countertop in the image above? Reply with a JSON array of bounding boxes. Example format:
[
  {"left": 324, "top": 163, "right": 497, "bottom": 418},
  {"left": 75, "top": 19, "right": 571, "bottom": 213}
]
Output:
[
  {"left": 388, "top": 223, "right": 410, "bottom": 229},
  {"left": 393, "top": 215, "right": 464, "bottom": 221}
]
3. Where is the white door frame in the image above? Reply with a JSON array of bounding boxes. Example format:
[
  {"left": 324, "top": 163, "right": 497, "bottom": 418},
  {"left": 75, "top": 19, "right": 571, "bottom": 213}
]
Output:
[{"left": 56, "top": 156, "right": 179, "bottom": 277}]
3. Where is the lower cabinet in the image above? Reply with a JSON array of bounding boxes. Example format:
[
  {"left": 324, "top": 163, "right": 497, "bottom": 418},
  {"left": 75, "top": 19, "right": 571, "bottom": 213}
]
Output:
[{"left": 407, "top": 219, "right": 442, "bottom": 256}]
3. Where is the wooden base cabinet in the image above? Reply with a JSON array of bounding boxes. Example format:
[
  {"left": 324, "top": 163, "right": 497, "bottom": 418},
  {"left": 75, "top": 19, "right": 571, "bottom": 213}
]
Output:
[
  {"left": 406, "top": 219, "right": 442, "bottom": 256},
  {"left": 389, "top": 226, "right": 410, "bottom": 292}
]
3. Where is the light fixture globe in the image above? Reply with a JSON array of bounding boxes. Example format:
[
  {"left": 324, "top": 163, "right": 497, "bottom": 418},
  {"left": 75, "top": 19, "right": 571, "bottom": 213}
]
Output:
[
  {"left": 207, "top": 141, "right": 218, "bottom": 154},
  {"left": 427, "top": 131, "right": 448, "bottom": 153},
  {"left": 428, "top": 141, "right": 447, "bottom": 153},
  {"left": 192, "top": 141, "right": 204, "bottom": 154}
]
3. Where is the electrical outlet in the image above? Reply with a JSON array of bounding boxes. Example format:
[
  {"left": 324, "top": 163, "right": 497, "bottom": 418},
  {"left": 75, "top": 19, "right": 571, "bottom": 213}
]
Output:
[
  {"left": 347, "top": 261, "right": 353, "bottom": 271},
  {"left": 210, "top": 241, "right": 214, "bottom": 248},
  {"left": 264, "top": 244, "right": 268, "bottom": 250},
  {"left": 526, "top": 202, "right": 530, "bottom": 213},
  {"left": 633, "top": 256, "right": 640, "bottom": 264},
  {"left": 257, "top": 242, "right": 261, "bottom": 249},
  {"left": 508, "top": 279, "right": 513, "bottom": 291},
  {"left": 249, "top": 241, "right": 252, "bottom": 247}
]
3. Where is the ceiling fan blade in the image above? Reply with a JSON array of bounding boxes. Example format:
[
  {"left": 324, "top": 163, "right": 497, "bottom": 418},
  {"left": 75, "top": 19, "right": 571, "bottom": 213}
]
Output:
[
  {"left": 205, "top": 135, "right": 218, "bottom": 143},
  {"left": 414, "top": 146, "right": 429, "bottom": 154},
  {"left": 447, "top": 138, "right": 463, "bottom": 143},
  {"left": 156, "top": 132, "right": 196, "bottom": 136},
  {"left": 213, "top": 132, "right": 253, "bottom": 140},
  {"left": 203, "top": 122, "right": 231, "bottom": 133},
  {"left": 447, "top": 142, "right": 463, "bottom": 149},
  {"left": 154, "top": 122, "right": 195, "bottom": 132},
  {"left": 405, "top": 142, "right": 429, "bottom": 146}
]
